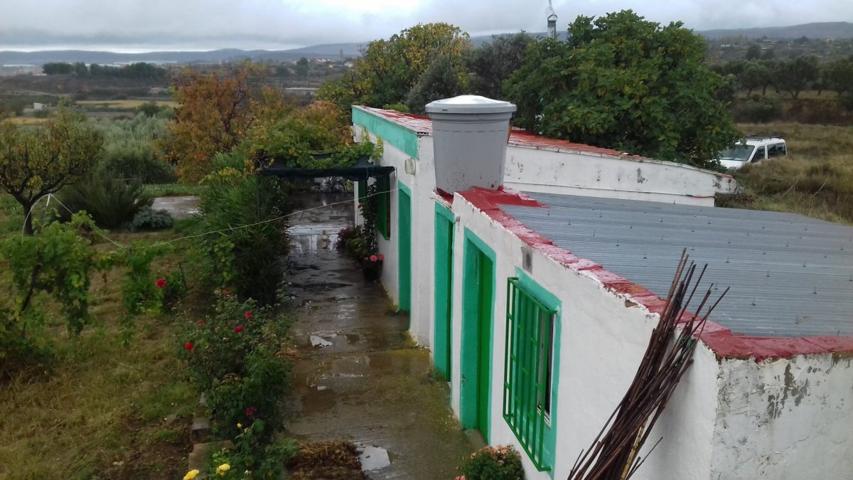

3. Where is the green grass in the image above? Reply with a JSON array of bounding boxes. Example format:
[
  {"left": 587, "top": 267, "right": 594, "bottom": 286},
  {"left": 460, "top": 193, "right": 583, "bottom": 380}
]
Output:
[
  {"left": 719, "top": 122, "right": 853, "bottom": 224},
  {"left": 0, "top": 235, "right": 199, "bottom": 479}
]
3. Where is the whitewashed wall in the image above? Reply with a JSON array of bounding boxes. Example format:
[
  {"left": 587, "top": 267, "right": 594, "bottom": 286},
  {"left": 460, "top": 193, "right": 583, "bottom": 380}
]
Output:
[
  {"left": 709, "top": 354, "right": 853, "bottom": 479},
  {"left": 353, "top": 128, "right": 436, "bottom": 346},
  {"left": 449, "top": 194, "right": 720, "bottom": 480},
  {"left": 503, "top": 146, "right": 737, "bottom": 206}
]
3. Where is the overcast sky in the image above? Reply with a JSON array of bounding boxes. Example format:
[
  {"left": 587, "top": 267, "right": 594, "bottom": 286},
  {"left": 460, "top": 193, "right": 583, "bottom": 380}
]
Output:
[{"left": 1, "top": 0, "right": 851, "bottom": 52}]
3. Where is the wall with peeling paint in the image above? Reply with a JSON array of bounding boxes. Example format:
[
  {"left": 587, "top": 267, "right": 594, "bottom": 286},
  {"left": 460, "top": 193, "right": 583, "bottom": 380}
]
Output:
[
  {"left": 448, "top": 193, "right": 721, "bottom": 480},
  {"left": 710, "top": 354, "right": 853, "bottom": 479},
  {"left": 503, "top": 147, "right": 737, "bottom": 206}
]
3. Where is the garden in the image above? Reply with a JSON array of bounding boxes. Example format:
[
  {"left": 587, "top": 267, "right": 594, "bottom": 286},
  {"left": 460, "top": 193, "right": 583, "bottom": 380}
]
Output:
[{"left": 0, "top": 65, "right": 381, "bottom": 479}]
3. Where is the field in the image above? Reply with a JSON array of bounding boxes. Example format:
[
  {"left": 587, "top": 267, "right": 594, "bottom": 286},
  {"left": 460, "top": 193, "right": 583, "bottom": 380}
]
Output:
[
  {"left": 75, "top": 99, "right": 179, "bottom": 109},
  {"left": 720, "top": 122, "right": 853, "bottom": 224}
]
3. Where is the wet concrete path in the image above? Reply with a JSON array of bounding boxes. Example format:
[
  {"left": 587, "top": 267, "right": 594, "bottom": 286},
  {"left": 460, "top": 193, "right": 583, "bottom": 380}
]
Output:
[{"left": 285, "top": 193, "right": 473, "bottom": 480}]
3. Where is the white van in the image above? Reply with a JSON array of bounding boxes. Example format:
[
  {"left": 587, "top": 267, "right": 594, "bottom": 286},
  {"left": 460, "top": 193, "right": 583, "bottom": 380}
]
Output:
[{"left": 717, "top": 137, "right": 787, "bottom": 170}]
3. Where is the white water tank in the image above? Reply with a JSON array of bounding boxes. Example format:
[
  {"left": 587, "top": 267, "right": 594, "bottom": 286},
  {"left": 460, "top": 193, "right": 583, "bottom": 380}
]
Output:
[{"left": 425, "top": 95, "right": 517, "bottom": 193}]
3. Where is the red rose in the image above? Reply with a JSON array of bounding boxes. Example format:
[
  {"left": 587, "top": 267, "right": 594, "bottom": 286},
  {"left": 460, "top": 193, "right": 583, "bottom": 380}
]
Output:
[
  {"left": 243, "top": 311, "right": 253, "bottom": 320},
  {"left": 369, "top": 254, "right": 378, "bottom": 262},
  {"left": 234, "top": 324, "right": 244, "bottom": 334},
  {"left": 155, "top": 277, "right": 167, "bottom": 289},
  {"left": 244, "top": 406, "right": 257, "bottom": 417},
  {"left": 183, "top": 341, "right": 194, "bottom": 351}
]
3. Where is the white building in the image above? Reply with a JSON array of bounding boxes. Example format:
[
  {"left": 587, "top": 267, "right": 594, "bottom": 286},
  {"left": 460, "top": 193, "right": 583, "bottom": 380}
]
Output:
[{"left": 351, "top": 97, "right": 853, "bottom": 480}]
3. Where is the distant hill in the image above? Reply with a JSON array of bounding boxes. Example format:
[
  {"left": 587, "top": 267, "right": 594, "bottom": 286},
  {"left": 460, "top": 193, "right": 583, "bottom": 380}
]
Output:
[
  {"left": 2, "top": 21, "right": 851, "bottom": 66},
  {"left": 699, "top": 22, "right": 853, "bottom": 40},
  {"left": 0, "top": 44, "right": 365, "bottom": 66}
]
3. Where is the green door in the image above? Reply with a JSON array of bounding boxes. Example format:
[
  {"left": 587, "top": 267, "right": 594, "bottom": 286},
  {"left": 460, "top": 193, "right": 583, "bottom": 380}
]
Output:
[
  {"left": 398, "top": 183, "right": 412, "bottom": 312},
  {"left": 461, "top": 230, "right": 496, "bottom": 441},
  {"left": 434, "top": 204, "right": 454, "bottom": 380}
]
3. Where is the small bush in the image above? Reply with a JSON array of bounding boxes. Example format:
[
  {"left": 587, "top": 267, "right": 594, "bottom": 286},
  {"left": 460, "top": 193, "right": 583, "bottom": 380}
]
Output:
[
  {"left": 131, "top": 207, "right": 174, "bottom": 231},
  {"left": 180, "top": 293, "right": 291, "bottom": 433},
  {"left": 197, "top": 153, "right": 288, "bottom": 305},
  {"left": 208, "top": 430, "right": 298, "bottom": 480},
  {"left": 100, "top": 147, "right": 176, "bottom": 184},
  {"left": 0, "top": 212, "right": 98, "bottom": 335},
  {"left": 60, "top": 170, "right": 151, "bottom": 229},
  {"left": 459, "top": 446, "right": 525, "bottom": 480}
]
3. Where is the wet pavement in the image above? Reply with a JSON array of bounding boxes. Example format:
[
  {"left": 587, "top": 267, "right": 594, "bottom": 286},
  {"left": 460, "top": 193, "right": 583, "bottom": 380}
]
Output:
[
  {"left": 151, "top": 196, "right": 200, "bottom": 219},
  {"left": 285, "top": 193, "right": 473, "bottom": 480}
]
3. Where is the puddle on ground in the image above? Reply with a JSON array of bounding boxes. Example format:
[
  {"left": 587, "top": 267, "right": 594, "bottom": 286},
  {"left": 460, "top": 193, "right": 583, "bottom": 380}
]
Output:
[{"left": 284, "top": 192, "right": 474, "bottom": 480}]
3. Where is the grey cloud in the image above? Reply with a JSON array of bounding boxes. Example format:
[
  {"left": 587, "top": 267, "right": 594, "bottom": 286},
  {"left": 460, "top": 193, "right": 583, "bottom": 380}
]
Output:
[{"left": 0, "top": 0, "right": 851, "bottom": 51}]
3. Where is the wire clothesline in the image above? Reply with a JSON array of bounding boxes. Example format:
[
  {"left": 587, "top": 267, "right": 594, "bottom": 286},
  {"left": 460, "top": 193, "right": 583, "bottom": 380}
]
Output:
[{"left": 22, "top": 188, "right": 393, "bottom": 250}]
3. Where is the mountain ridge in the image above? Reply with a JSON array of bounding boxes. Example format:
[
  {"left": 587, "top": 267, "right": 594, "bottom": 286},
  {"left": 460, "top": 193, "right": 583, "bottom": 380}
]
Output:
[{"left": 2, "top": 21, "right": 851, "bottom": 65}]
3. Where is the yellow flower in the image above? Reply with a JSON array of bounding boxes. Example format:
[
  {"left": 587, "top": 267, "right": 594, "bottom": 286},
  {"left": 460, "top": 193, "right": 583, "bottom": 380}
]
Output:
[
  {"left": 183, "top": 469, "right": 200, "bottom": 480},
  {"left": 216, "top": 463, "right": 231, "bottom": 476},
  {"left": 237, "top": 422, "right": 242, "bottom": 429}
]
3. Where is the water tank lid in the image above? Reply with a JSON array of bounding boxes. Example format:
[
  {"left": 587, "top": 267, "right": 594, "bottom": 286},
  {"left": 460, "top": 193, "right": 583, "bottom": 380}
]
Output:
[{"left": 425, "top": 95, "right": 517, "bottom": 115}]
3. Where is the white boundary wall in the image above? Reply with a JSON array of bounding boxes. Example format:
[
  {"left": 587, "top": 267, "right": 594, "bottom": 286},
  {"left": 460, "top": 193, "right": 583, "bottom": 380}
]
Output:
[
  {"left": 353, "top": 128, "right": 436, "bottom": 346},
  {"left": 503, "top": 146, "right": 737, "bottom": 206}
]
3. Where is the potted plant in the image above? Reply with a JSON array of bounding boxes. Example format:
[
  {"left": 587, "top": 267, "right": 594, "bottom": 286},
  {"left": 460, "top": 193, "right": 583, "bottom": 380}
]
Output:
[{"left": 361, "top": 253, "right": 384, "bottom": 281}]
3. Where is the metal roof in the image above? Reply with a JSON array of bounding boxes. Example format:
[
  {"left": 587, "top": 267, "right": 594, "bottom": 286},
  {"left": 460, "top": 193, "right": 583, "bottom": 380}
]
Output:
[{"left": 502, "top": 193, "right": 853, "bottom": 338}]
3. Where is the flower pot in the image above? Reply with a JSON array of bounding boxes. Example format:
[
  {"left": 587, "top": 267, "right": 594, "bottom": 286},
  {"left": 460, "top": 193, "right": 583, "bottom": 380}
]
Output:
[{"left": 361, "top": 259, "right": 383, "bottom": 281}]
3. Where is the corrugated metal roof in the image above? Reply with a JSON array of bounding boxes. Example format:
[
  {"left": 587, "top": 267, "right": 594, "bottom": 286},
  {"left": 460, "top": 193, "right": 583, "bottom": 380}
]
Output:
[{"left": 502, "top": 193, "right": 853, "bottom": 337}]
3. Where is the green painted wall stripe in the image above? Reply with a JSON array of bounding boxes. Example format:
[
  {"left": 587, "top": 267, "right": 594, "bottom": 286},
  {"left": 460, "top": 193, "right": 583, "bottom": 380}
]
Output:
[
  {"left": 352, "top": 107, "right": 420, "bottom": 159},
  {"left": 461, "top": 228, "right": 497, "bottom": 442},
  {"left": 434, "top": 202, "right": 454, "bottom": 380}
]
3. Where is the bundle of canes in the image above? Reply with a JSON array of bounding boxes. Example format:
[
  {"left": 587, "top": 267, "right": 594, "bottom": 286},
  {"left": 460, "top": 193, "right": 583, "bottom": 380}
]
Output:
[{"left": 567, "top": 250, "right": 729, "bottom": 480}]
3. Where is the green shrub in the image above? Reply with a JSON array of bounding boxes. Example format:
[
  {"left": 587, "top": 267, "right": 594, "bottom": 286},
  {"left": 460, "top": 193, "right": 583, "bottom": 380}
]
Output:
[
  {"left": 197, "top": 153, "right": 288, "bottom": 305},
  {"left": 161, "top": 267, "right": 188, "bottom": 311},
  {"left": 180, "top": 294, "right": 290, "bottom": 437},
  {"left": 0, "top": 212, "right": 98, "bottom": 334},
  {"left": 100, "top": 146, "right": 176, "bottom": 184},
  {"left": 95, "top": 113, "right": 175, "bottom": 183},
  {"left": 459, "top": 446, "right": 525, "bottom": 480},
  {"left": 209, "top": 429, "right": 297, "bottom": 480},
  {"left": 131, "top": 207, "right": 174, "bottom": 231},
  {"left": 60, "top": 170, "right": 151, "bottom": 229}
]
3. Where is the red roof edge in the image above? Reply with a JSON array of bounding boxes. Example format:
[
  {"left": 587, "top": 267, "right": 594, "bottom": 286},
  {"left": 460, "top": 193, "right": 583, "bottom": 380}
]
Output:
[{"left": 458, "top": 187, "right": 853, "bottom": 362}]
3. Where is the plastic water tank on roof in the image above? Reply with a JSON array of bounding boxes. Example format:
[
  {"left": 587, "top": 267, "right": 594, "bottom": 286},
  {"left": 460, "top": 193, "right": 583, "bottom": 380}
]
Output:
[{"left": 425, "top": 95, "right": 517, "bottom": 193}]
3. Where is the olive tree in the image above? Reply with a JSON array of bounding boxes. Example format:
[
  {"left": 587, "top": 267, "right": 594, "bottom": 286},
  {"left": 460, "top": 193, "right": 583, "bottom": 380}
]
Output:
[{"left": 0, "top": 109, "right": 102, "bottom": 234}]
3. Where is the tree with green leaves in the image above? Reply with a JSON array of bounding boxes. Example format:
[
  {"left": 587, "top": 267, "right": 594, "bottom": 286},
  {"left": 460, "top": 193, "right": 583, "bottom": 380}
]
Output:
[
  {"left": 318, "top": 23, "right": 471, "bottom": 112},
  {"left": 772, "top": 56, "right": 819, "bottom": 99},
  {"left": 824, "top": 58, "right": 853, "bottom": 95},
  {"left": 740, "top": 61, "right": 772, "bottom": 96},
  {"left": 0, "top": 108, "right": 103, "bottom": 234},
  {"left": 466, "top": 33, "right": 534, "bottom": 99},
  {"left": 505, "top": 10, "right": 738, "bottom": 168},
  {"left": 406, "top": 54, "right": 467, "bottom": 113}
]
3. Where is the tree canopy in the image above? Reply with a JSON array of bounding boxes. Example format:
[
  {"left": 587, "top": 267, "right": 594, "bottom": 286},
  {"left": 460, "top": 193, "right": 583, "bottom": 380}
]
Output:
[
  {"left": 318, "top": 23, "right": 471, "bottom": 112},
  {"left": 0, "top": 107, "right": 103, "bottom": 234},
  {"left": 466, "top": 33, "right": 534, "bottom": 99},
  {"left": 505, "top": 10, "right": 738, "bottom": 167}
]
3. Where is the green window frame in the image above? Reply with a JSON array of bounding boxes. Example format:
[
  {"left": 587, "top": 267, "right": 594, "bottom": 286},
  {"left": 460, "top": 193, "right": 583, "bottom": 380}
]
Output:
[
  {"left": 357, "top": 176, "right": 390, "bottom": 240},
  {"left": 503, "top": 275, "right": 560, "bottom": 472}
]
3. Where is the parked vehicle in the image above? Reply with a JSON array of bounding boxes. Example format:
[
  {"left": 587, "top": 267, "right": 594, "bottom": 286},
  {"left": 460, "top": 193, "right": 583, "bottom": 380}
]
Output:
[{"left": 717, "top": 137, "right": 787, "bottom": 170}]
